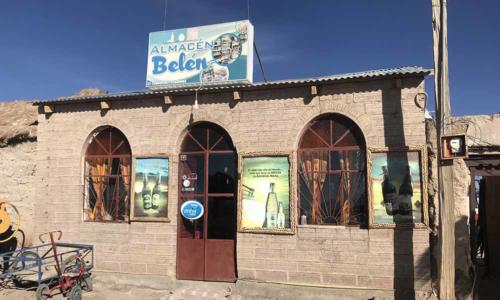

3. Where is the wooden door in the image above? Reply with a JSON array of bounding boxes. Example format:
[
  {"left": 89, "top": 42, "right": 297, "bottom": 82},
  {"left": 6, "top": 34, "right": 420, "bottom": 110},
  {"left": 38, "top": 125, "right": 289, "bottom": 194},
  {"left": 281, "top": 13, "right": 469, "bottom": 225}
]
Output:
[
  {"left": 176, "top": 123, "right": 237, "bottom": 282},
  {"left": 485, "top": 176, "right": 500, "bottom": 276}
]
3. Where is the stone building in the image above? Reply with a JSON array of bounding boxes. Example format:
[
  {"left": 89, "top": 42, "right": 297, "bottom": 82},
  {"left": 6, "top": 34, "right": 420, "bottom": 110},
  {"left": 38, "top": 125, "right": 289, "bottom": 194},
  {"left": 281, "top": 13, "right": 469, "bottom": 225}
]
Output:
[
  {"left": 30, "top": 66, "right": 436, "bottom": 298},
  {"left": 426, "top": 113, "right": 500, "bottom": 299},
  {"left": 0, "top": 101, "right": 37, "bottom": 246},
  {"left": 450, "top": 114, "right": 500, "bottom": 299}
]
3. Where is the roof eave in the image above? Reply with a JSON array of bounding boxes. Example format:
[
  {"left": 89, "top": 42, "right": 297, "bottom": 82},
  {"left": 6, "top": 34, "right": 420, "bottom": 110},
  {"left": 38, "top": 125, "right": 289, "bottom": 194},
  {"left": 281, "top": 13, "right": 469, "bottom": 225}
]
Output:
[{"left": 33, "top": 68, "right": 432, "bottom": 105}]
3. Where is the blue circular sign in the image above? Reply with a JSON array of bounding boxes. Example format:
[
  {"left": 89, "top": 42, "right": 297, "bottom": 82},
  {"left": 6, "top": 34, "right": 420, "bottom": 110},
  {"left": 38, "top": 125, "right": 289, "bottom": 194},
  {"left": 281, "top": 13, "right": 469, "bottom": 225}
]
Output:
[{"left": 180, "top": 200, "right": 204, "bottom": 220}]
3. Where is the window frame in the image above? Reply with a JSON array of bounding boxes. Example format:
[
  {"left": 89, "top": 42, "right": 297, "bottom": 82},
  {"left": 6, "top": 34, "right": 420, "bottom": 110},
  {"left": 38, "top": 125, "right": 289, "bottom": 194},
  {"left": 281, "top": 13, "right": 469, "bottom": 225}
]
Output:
[
  {"left": 297, "top": 114, "right": 368, "bottom": 227},
  {"left": 83, "top": 127, "right": 132, "bottom": 223}
]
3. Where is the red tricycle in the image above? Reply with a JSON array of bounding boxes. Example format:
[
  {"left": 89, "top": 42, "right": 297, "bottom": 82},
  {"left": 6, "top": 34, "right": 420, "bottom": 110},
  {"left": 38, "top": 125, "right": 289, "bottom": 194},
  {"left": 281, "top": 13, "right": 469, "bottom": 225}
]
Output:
[
  {"left": 35, "top": 231, "right": 93, "bottom": 300},
  {"left": 0, "top": 230, "right": 94, "bottom": 300}
]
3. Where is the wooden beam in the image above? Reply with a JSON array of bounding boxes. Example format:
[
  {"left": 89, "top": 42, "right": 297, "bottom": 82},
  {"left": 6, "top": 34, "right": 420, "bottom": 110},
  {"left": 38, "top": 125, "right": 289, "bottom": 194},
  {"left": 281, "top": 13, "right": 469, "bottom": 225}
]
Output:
[
  {"left": 233, "top": 91, "right": 241, "bottom": 101},
  {"left": 394, "top": 78, "right": 403, "bottom": 89},
  {"left": 310, "top": 85, "right": 318, "bottom": 97},
  {"left": 43, "top": 105, "right": 54, "bottom": 114},
  {"left": 433, "top": 0, "right": 455, "bottom": 298},
  {"left": 164, "top": 95, "right": 173, "bottom": 105},
  {"left": 100, "top": 101, "right": 110, "bottom": 110}
]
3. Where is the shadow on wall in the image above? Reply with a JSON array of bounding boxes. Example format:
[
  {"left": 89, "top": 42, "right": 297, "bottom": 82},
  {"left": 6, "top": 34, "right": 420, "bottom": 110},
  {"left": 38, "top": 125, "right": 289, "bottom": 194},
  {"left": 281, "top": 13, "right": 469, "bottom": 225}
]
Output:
[
  {"left": 381, "top": 84, "right": 416, "bottom": 299},
  {"left": 455, "top": 215, "right": 474, "bottom": 300},
  {"left": 380, "top": 82, "right": 432, "bottom": 299}
]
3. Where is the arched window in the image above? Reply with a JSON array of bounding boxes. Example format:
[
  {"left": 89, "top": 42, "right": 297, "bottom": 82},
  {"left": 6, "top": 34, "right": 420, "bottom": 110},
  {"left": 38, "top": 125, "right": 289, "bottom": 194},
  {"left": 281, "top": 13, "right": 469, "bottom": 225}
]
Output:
[
  {"left": 83, "top": 127, "right": 131, "bottom": 222},
  {"left": 298, "top": 114, "right": 367, "bottom": 226}
]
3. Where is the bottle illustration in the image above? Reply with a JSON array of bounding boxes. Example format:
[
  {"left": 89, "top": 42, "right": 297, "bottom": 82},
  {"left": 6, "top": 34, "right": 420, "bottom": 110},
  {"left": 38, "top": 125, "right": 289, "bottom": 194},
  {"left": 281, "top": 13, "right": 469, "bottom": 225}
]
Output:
[
  {"left": 263, "top": 182, "right": 279, "bottom": 228},
  {"left": 277, "top": 201, "right": 285, "bottom": 228},
  {"left": 398, "top": 166, "right": 413, "bottom": 215},
  {"left": 381, "top": 166, "right": 398, "bottom": 215},
  {"left": 142, "top": 173, "right": 152, "bottom": 210},
  {"left": 152, "top": 173, "right": 161, "bottom": 210},
  {"left": 300, "top": 212, "right": 308, "bottom": 225}
]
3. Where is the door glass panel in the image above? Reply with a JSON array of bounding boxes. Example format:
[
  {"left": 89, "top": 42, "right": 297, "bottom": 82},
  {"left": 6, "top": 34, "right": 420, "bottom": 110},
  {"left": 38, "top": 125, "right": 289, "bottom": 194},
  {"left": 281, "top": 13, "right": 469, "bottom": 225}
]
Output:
[
  {"left": 179, "top": 197, "right": 204, "bottom": 239},
  {"left": 207, "top": 197, "right": 235, "bottom": 239},
  {"left": 208, "top": 154, "right": 236, "bottom": 194},
  {"left": 209, "top": 132, "right": 234, "bottom": 151},
  {"left": 180, "top": 154, "right": 205, "bottom": 195},
  {"left": 182, "top": 135, "right": 204, "bottom": 152},
  {"left": 211, "top": 137, "right": 233, "bottom": 151},
  {"left": 190, "top": 127, "right": 208, "bottom": 150},
  {"left": 208, "top": 128, "right": 222, "bottom": 148}
]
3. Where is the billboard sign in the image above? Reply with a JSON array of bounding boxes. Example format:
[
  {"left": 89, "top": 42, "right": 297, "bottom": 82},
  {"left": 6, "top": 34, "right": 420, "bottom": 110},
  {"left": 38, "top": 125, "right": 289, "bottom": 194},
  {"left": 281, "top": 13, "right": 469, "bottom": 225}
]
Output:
[{"left": 146, "top": 20, "right": 254, "bottom": 88}]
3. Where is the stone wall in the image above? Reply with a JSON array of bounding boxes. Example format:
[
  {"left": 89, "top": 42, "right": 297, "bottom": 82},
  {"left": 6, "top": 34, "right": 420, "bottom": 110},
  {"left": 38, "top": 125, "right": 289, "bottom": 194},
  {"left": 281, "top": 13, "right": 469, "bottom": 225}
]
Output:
[
  {"left": 449, "top": 114, "right": 500, "bottom": 299},
  {"left": 0, "top": 141, "right": 37, "bottom": 245},
  {"left": 427, "top": 114, "right": 500, "bottom": 299},
  {"left": 34, "top": 76, "right": 432, "bottom": 294},
  {"left": 237, "top": 227, "right": 431, "bottom": 295},
  {"left": 426, "top": 117, "right": 481, "bottom": 299},
  {"left": 0, "top": 101, "right": 37, "bottom": 246},
  {"left": 454, "top": 114, "right": 500, "bottom": 155},
  {"left": 453, "top": 159, "right": 473, "bottom": 299}
]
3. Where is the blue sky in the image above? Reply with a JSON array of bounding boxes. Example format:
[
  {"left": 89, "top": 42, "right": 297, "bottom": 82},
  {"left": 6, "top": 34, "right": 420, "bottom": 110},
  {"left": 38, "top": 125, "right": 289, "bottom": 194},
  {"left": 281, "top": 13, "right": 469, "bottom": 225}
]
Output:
[{"left": 0, "top": 0, "right": 498, "bottom": 115}]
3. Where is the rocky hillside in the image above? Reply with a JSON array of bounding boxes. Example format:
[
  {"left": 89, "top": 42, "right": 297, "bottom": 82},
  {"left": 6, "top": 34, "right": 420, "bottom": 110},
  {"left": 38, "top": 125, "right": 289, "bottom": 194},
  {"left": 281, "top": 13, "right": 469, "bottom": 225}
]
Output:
[{"left": 0, "top": 101, "right": 37, "bottom": 147}]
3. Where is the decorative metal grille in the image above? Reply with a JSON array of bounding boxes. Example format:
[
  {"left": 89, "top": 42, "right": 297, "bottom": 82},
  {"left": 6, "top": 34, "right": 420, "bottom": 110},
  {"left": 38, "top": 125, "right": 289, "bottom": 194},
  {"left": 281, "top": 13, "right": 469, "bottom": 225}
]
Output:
[
  {"left": 83, "top": 127, "right": 131, "bottom": 222},
  {"left": 298, "top": 114, "right": 367, "bottom": 225}
]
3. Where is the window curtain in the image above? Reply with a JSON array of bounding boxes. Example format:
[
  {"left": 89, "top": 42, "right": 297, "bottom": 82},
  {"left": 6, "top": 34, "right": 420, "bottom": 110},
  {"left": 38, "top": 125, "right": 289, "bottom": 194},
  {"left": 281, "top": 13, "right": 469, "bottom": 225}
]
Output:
[
  {"left": 120, "top": 161, "right": 130, "bottom": 216},
  {"left": 340, "top": 153, "right": 350, "bottom": 225},
  {"left": 91, "top": 161, "right": 107, "bottom": 221},
  {"left": 300, "top": 152, "right": 328, "bottom": 224}
]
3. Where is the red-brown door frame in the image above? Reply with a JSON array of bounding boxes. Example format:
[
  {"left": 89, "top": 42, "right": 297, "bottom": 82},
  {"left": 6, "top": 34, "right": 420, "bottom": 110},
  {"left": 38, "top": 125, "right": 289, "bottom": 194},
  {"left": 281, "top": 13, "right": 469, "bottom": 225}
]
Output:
[{"left": 176, "top": 124, "right": 237, "bottom": 281}]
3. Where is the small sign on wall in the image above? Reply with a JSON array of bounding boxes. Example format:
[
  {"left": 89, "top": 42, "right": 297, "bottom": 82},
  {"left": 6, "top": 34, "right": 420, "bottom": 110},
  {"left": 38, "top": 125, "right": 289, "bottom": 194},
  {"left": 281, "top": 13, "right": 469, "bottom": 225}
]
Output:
[{"left": 180, "top": 200, "right": 204, "bottom": 220}]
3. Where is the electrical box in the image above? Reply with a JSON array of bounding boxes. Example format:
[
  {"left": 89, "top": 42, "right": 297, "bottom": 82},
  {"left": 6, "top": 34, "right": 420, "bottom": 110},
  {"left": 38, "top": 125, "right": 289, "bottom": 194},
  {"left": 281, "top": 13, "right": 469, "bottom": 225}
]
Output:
[{"left": 441, "top": 134, "right": 468, "bottom": 160}]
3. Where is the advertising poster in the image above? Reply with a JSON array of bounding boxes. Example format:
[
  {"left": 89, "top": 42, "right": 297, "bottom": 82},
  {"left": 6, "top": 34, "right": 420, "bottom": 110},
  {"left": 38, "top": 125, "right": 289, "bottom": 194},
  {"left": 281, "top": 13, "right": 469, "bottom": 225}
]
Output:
[
  {"left": 370, "top": 150, "right": 424, "bottom": 225},
  {"left": 131, "top": 157, "right": 169, "bottom": 221},
  {"left": 147, "top": 20, "right": 254, "bottom": 88},
  {"left": 240, "top": 156, "right": 293, "bottom": 233}
]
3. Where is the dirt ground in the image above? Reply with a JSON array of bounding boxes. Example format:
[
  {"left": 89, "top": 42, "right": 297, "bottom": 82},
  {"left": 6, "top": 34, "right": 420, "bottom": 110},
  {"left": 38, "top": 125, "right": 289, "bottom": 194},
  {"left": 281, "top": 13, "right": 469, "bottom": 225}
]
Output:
[
  {"left": 0, "top": 272, "right": 239, "bottom": 300},
  {"left": 0, "top": 271, "right": 404, "bottom": 300}
]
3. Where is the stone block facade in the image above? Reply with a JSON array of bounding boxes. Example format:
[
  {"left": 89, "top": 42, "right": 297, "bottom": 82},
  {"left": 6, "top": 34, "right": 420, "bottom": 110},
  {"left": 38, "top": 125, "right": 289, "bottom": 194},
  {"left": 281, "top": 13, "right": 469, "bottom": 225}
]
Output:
[
  {"left": 0, "top": 141, "right": 36, "bottom": 245},
  {"left": 34, "top": 75, "right": 431, "bottom": 294},
  {"left": 237, "top": 227, "right": 430, "bottom": 290}
]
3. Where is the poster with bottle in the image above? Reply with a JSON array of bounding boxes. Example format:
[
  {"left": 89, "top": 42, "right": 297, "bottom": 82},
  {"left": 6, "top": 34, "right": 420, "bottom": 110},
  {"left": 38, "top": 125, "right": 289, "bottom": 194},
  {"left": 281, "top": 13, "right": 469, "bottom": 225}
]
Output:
[
  {"left": 239, "top": 154, "right": 294, "bottom": 234},
  {"left": 368, "top": 148, "right": 428, "bottom": 227},
  {"left": 131, "top": 157, "right": 170, "bottom": 222}
]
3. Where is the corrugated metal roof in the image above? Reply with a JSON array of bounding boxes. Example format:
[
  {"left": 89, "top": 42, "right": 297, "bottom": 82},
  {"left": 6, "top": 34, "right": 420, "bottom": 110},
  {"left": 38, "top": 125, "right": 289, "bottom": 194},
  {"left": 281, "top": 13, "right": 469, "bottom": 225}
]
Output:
[{"left": 34, "top": 66, "right": 432, "bottom": 104}]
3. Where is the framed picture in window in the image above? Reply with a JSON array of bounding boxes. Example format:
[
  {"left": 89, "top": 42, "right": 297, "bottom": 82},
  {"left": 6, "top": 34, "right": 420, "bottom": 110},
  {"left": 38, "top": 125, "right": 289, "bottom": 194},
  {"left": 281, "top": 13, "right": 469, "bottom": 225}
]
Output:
[
  {"left": 367, "top": 146, "right": 428, "bottom": 228},
  {"left": 238, "top": 152, "right": 296, "bottom": 234},
  {"left": 131, "top": 156, "right": 170, "bottom": 222}
]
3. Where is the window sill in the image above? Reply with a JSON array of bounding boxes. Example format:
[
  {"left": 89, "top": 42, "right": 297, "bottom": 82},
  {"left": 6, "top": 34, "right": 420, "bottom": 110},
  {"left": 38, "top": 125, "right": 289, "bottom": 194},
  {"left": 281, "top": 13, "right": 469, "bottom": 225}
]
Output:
[
  {"left": 296, "top": 224, "right": 365, "bottom": 229},
  {"left": 82, "top": 220, "right": 130, "bottom": 224}
]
